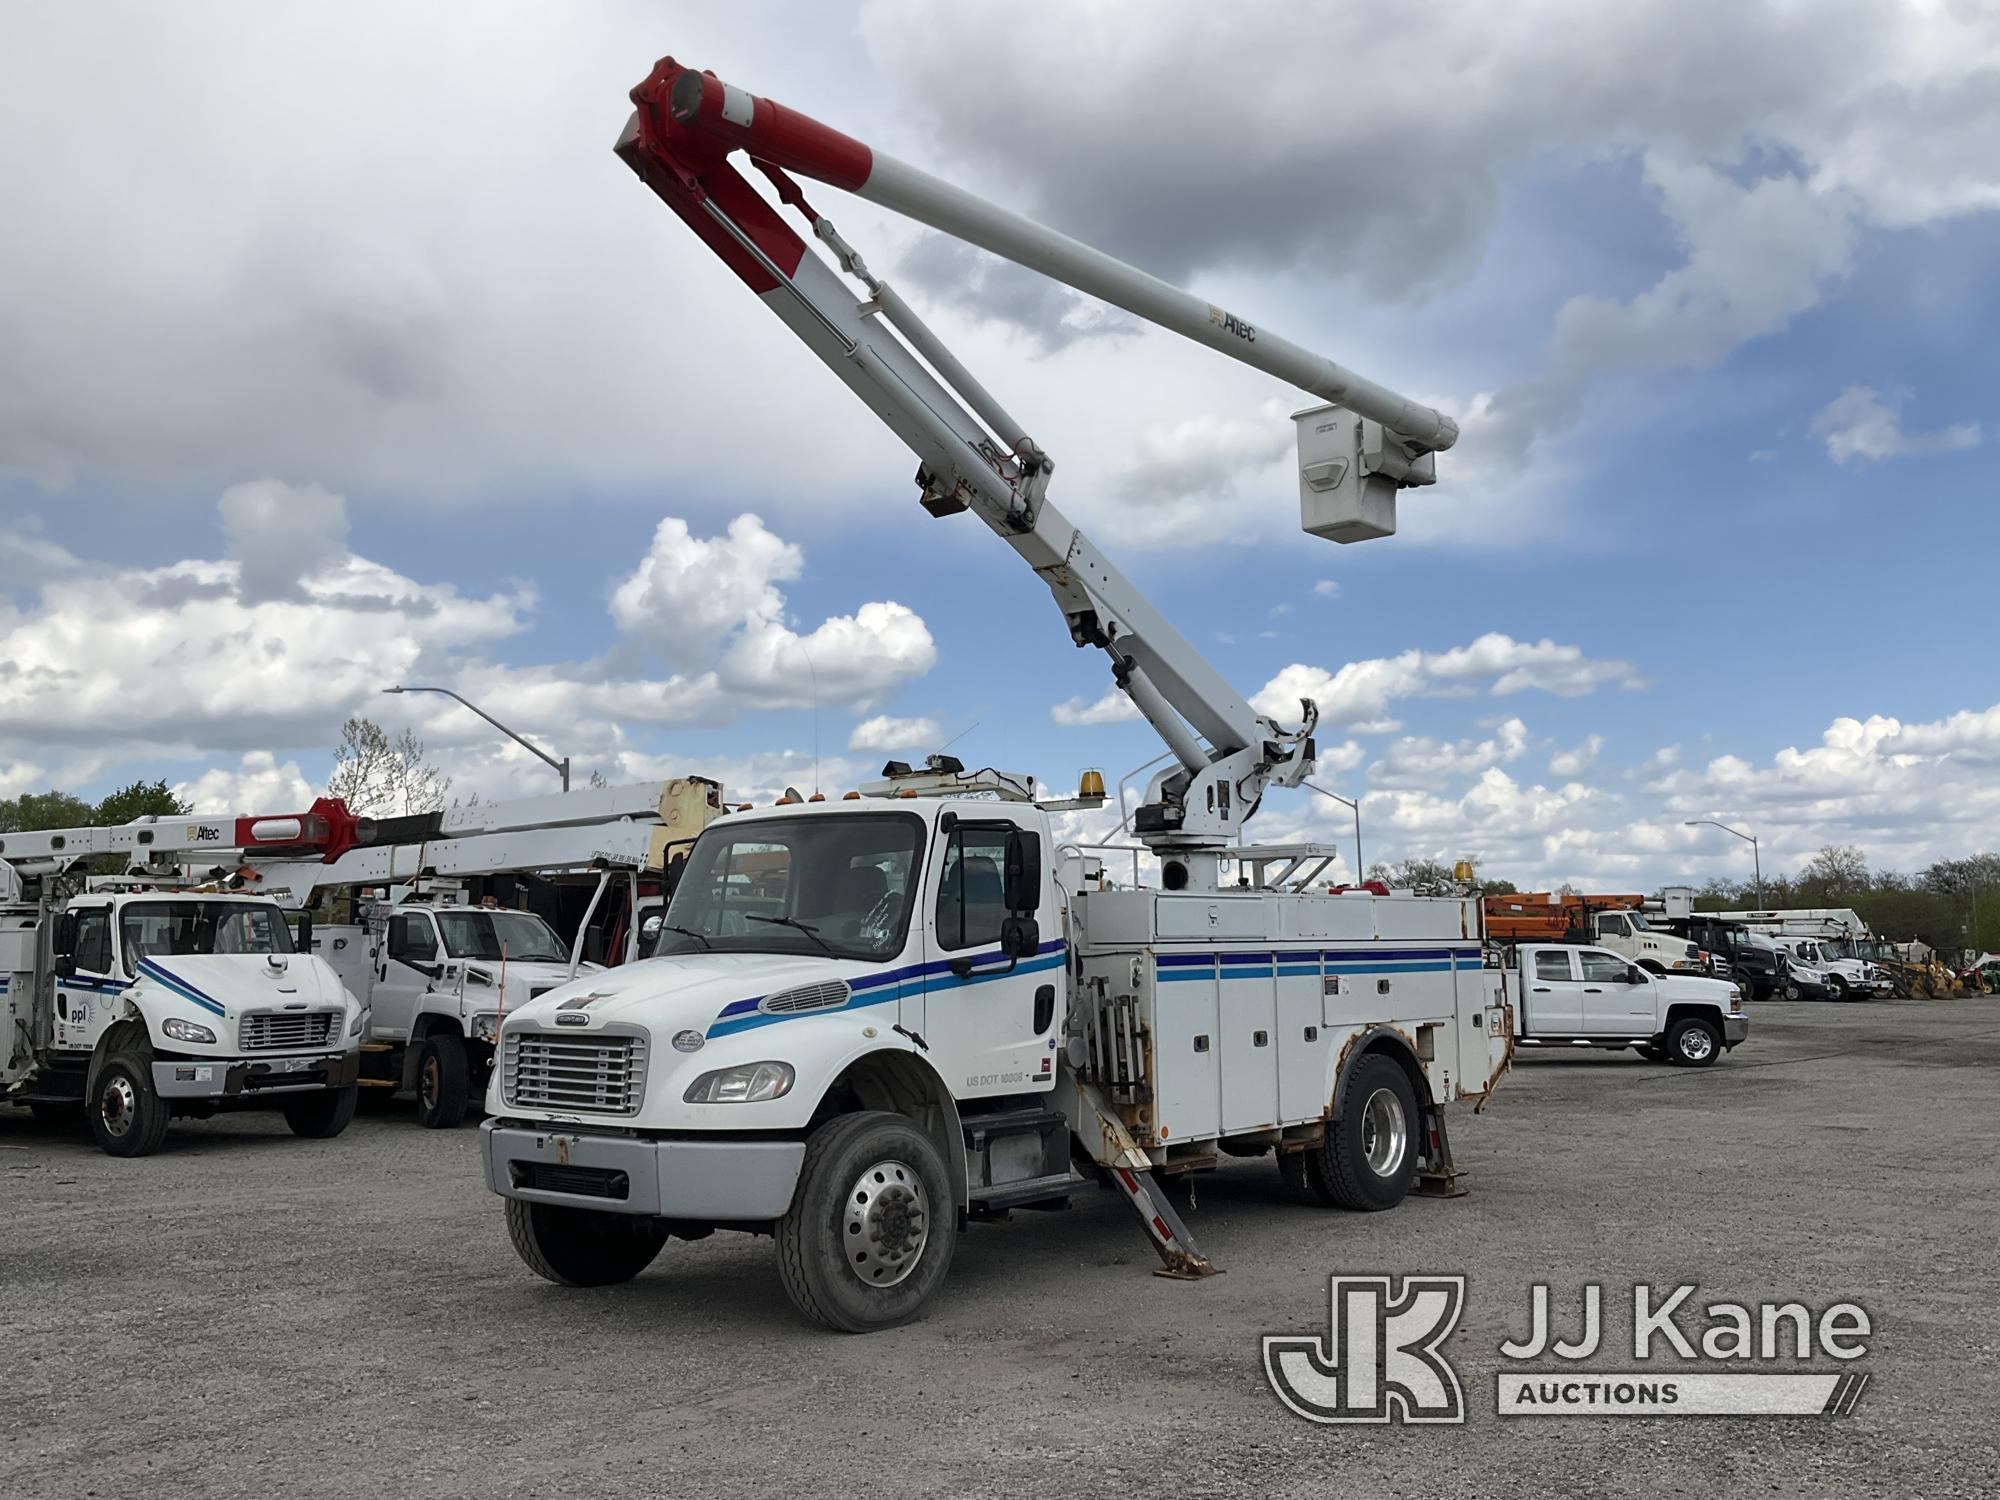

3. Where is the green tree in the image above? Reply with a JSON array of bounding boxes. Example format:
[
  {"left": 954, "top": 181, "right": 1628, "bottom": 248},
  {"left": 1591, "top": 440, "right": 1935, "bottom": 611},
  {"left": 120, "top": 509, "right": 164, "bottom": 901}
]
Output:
[
  {"left": 0, "top": 789, "right": 95, "bottom": 834},
  {"left": 95, "top": 778, "right": 192, "bottom": 825}
]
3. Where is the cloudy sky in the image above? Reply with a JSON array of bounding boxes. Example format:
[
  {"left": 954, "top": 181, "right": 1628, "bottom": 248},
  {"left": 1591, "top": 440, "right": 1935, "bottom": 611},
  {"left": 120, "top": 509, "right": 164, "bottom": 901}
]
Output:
[{"left": 2, "top": 1, "right": 1995, "bottom": 890}]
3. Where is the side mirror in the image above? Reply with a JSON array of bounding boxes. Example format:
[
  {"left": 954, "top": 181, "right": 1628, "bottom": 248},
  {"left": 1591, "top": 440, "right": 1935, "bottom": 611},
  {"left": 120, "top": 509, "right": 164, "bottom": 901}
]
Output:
[
  {"left": 297, "top": 911, "right": 314, "bottom": 954},
  {"left": 581, "top": 928, "right": 608, "bottom": 965},
  {"left": 53, "top": 910, "right": 77, "bottom": 959},
  {"left": 1000, "top": 915, "right": 1040, "bottom": 959},
  {"left": 1628, "top": 967, "right": 1647, "bottom": 985},
  {"left": 53, "top": 955, "right": 77, "bottom": 979},
  {"left": 1003, "top": 828, "right": 1041, "bottom": 913}
]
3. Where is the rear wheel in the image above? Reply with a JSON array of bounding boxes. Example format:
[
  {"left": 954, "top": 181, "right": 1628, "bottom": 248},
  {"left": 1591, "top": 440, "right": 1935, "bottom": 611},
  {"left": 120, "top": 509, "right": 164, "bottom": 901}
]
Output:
[
  {"left": 505, "top": 1198, "right": 671, "bottom": 1286},
  {"left": 1666, "top": 1017, "right": 1722, "bottom": 1068},
  {"left": 777, "top": 1110, "right": 957, "bottom": 1333},
  {"left": 1293, "top": 1054, "right": 1419, "bottom": 1211},
  {"left": 416, "top": 1034, "right": 470, "bottom": 1129},
  {"left": 283, "top": 1084, "right": 358, "bottom": 1138},
  {"left": 90, "top": 1051, "right": 172, "bottom": 1157}
]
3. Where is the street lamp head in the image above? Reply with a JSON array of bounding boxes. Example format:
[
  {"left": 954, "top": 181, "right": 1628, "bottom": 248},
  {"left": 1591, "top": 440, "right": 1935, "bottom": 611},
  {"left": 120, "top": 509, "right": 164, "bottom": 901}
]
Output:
[{"left": 382, "top": 685, "right": 405, "bottom": 695}]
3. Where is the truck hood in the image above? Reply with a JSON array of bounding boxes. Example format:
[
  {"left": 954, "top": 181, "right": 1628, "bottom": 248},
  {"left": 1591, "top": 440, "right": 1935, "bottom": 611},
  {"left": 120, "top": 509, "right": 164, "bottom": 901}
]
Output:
[
  {"left": 133, "top": 953, "right": 353, "bottom": 1017},
  {"left": 502, "top": 951, "right": 891, "bottom": 1039},
  {"left": 1654, "top": 971, "right": 1740, "bottom": 1005}
]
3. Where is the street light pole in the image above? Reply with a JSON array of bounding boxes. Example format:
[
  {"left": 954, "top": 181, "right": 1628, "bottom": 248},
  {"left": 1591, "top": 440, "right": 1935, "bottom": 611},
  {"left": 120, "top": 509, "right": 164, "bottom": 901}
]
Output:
[
  {"left": 1306, "top": 782, "right": 1363, "bottom": 883},
  {"left": 1684, "top": 819, "right": 1762, "bottom": 907},
  {"left": 383, "top": 686, "right": 571, "bottom": 792}
]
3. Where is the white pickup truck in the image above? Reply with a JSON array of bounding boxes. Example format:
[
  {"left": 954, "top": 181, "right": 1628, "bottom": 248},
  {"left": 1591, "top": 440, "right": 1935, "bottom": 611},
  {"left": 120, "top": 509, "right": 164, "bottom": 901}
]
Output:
[{"left": 1513, "top": 943, "right": 1747, "bottom": 1066}]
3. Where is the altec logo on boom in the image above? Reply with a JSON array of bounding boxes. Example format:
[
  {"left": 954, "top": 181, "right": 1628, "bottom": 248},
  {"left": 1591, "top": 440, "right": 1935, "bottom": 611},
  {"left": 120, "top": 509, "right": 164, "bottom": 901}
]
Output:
[{"left": 1265, "top": 1278, "right": 1873, "bottom": 1423}]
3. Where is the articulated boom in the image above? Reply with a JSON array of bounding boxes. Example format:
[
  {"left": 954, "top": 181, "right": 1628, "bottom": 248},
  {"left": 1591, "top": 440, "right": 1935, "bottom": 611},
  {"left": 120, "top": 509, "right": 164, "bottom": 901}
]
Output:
[{"left": 619, "top": 58, "right": 1454, "bottom": 875}]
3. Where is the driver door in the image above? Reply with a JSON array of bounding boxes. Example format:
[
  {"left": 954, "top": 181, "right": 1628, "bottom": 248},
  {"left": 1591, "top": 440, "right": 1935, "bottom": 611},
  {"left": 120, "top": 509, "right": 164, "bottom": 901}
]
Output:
[
  {"left": 1577, "top": 947, "right": 1654, "bottom": 1034},
  {"left": 373, "top": 909, "right": 441, "bottom": 1040},
  {"left": 53, "top": 903, "right": 118, "bottom": 1053},
  {"left": 904, "top": 812, "right": 1059, "bottom": 1101}
]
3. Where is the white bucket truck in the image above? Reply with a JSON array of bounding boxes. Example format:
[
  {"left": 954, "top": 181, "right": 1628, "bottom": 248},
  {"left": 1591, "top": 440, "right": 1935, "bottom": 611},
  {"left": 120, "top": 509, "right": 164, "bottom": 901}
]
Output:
[
  {"left": 244, "top": 779, "right": 723, "bottom": 1128},
  {"left": 0, "top": 810, "right": 364, "bottom": 1155},
  {"left": 477, "top": 58, "right": 1505, "bottom": 1332}
]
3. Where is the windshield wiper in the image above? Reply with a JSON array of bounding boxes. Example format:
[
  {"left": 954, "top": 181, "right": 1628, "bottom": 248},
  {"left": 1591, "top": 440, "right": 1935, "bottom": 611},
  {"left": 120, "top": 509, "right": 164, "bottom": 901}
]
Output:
[
  {"left": 744, "top": 914, "right": 835, "bottom": 956},
  {"left": 660, "top": 923, "right": 713, "bottom": 952}
]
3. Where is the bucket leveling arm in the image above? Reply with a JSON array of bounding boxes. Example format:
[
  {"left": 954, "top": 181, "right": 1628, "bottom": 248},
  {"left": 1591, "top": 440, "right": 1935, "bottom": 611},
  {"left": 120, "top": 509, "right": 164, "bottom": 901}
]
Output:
[{"left": 618, "top": 58, "right": 1454, "bottom": 880}]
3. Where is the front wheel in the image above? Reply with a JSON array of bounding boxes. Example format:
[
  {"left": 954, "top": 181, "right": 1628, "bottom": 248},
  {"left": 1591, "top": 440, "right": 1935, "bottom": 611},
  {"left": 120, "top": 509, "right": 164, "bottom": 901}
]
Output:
[
  {"left": 283, "top": 1084, "right": 358, "bottom": 1139},
  {"left": 90, "top": 1051, "right": 173, "bottom": 1157},
  {"left": 1666, "top": 1017, "right": 1722, "bottom": 1068},
  {"left": 416, "top": 1035, "right": 470, "bottom": 1129},
  {"left": 1826, "top": 975, "right": 1850, "bottom": 1001},
  {"left": 505, "top": 1198, "right": 670, "bottom": 1286},
  {"left": 777, "top": 1111, "right": 957, "bottom": 1333},
  {"left": 1292, "top": 1054, "right": 1419, "bottom": 1211}
]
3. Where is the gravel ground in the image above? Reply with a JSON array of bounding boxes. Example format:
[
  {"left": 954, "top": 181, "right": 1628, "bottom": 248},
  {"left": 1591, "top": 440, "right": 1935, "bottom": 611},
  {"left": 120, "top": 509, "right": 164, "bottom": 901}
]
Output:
[{"left": 2, "top": 997, "right": 1995, "bottom": 1499}]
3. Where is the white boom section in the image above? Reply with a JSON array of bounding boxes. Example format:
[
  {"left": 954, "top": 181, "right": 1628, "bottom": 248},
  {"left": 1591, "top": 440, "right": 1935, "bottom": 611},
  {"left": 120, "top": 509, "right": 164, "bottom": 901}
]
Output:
[
  {"left": 0, "top": 808, "right": 340, "bottom": 877},
  {"left": 620, "top": 63, "right": 1457, "bottom": 870}
]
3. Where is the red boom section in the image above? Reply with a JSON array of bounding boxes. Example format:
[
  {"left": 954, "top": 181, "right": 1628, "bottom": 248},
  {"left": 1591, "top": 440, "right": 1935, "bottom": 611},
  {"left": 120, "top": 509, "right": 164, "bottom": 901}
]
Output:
[{"left": 621, "top": 57, "right": 836, "bottom": 294}]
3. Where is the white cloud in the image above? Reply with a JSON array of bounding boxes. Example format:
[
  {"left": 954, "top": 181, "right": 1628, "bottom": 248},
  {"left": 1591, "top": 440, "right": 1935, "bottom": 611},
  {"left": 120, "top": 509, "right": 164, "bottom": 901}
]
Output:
[
  {"left": 1811, "top": 386, "right": 1983, "bottom": 464},
  {"left": 0, "top": 494, "right": 935, "bottom": 803},
  {"left": 847, "top": 715, "right": 942, "bottom": 752},
  {"left": 1251, "top": 633, "right": 1642, "bottom": 730},
  {"left": 610, "top": 515, "right": 801, "bottom": 667},
  {"left": 172, "top": 751, "right": 317, "bottom": 813},
  {"left": 1052, "top": 689, "right": 1142, "bottom": 727},
  {"left": 1371, "top": 718, "right": 1530, "bottom": 788},
  {"left": 1312, "top": 579, "right": 1340, "bottom": 598},
  {"left": 218, "top": 480, "right": 351, "bottom": 602},
  {"left": 1549, "top": 734, "right": 1605, "bottom": 777}
]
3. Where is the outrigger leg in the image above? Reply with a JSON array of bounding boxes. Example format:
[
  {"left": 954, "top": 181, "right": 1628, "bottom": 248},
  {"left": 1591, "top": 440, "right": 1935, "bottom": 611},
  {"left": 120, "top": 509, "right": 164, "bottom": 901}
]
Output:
[{"left": 1067, "top": 1079, "right": 1220, "bottom": 1280}]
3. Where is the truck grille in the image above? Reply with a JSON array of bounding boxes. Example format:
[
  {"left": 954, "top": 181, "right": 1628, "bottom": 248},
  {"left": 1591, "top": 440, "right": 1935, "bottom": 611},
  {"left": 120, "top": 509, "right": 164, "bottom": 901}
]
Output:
[
  {"left": 503, "top": 1031, "right": 647, "bottom": 1115},
  {"left": 239, "top": 1010, "right": 339, "bottom": 1050}
]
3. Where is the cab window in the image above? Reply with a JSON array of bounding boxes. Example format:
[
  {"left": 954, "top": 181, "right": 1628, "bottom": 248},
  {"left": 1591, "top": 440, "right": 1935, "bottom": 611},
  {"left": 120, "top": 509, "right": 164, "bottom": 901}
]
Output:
[
  {"left": 388, "top": 911, "right": 439, "bottom": 963},
  {"left": 1579, "top": 949, "right": 1633, "bottom": 983},
  {"left": 1533, "top": 949, "right": 1575, "bottom": 982},
  {"left": 935, "top": 825, "right": 1013, "bottom": 952},
  {"left": 1597, "top": 914, "right": 1629, "bottom": 938},
  {"left": 71, "top": 908, "right": 112, "bottom": 974}
]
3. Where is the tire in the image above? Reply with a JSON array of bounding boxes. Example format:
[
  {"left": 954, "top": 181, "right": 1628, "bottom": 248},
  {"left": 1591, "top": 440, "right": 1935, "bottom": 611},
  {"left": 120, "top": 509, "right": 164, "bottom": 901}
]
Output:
[
  {"left": 1826, "top": 975, "right": 1849, "bottom": 1001},
  {"left": 1666, "top": 1017, "right": 1722, "bottom": 1068},
  {"left": 776, "top": 1110, "right": 957, "bottom": 1333},
  {"left": 283, "top": 1084, "right": 359, "bottom": 1139},
  {"left": 504, "top": 1198, "right": 671, "bottom": 1287},
  {"left": 1782, "top": 980, "right": 1802, "bottom": 1001},
  {"left": 416, "top": 1034, "right": 470, "bottom": 1129},
  {"left": 1296, "top": 1054, "right": 1420, "bottom": 1212},
  {"left": 89, "top": 1051, "right": 172, "bottom": 1157}
]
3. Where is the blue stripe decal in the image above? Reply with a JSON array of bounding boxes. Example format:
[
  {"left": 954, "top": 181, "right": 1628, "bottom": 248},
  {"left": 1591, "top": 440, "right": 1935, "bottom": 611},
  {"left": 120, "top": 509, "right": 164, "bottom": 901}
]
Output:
[
  {"left": 137, "top": 959, "right": 227, "bottom": 1017},
  {"left": 705, "top": 943, "right": 1068, "bottom": 1040}
]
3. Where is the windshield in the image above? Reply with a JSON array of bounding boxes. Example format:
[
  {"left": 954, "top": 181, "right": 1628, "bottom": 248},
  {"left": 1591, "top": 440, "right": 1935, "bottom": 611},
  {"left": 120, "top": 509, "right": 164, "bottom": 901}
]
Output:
[
  {"left": 652, "top": 812, "right": 924, "bottom": 962},
  {"left": 436, "top": 910, "right": 568, "bottom": 962},
  {"left": 121, "top": 900, "right": 294, "bottom": 975}
]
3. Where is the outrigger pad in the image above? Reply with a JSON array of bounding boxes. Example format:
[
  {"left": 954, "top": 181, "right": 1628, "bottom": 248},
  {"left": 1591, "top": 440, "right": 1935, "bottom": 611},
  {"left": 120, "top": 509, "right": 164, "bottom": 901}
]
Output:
[{"left": 1414, "top": 1102, "right": 1469, "bottom": 1199}]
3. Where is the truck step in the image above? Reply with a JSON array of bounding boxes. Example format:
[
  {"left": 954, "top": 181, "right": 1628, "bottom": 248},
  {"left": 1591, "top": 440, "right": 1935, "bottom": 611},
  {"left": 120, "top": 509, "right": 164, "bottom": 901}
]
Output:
[
  {"left": 967, "top": 1171, "right": 1076, "bottom": 1213},
  {"left": 960, "top": 1104, "right": 1066, "bottom": 1144}
]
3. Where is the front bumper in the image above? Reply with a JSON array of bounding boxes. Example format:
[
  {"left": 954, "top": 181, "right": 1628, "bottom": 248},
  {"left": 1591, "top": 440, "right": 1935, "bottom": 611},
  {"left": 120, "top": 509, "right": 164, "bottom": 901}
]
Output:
[
  {"left": 482, "top": 1120, "right": 806, "bottom": 1220},
  {"left": 1723, "top": 1014, "right": 1750, "bottom": 1047},
  {"left": 151, "top": 1048, "right": 361, "bottom": 1100}
]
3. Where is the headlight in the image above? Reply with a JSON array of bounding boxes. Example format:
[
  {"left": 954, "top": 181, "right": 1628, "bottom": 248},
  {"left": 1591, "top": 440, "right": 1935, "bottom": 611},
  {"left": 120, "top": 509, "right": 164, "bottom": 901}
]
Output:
[
  {"left": 683, "top": 1061, "right": 794, "bottom": 1104},
  {"left": 162, "top": 1017, "right": 216, "bottom": 1044},
  {"left": 470, "top": 1012, "right": 501, "bottom": 1042},
  {"left": 349, "top": 1006, "right": 369, "bottom": 1037}
]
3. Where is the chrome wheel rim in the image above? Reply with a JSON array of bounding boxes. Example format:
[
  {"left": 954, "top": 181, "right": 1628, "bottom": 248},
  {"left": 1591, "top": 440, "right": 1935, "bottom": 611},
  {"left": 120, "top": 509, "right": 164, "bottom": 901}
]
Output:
[
  {"left": 844, "top": 1158, "right": 929, "bottom": 1288},
  {"left": 99, "top": 1074, "right": 137, "bottom": 1138},
  {"left": 1680, "top": 1028, "right": 1715, "bottom": 1061},
  {"left": 1361, "top": 1087, "right": 1408, "bottom": 1177},
  {"left": 420, "top": 1054, "right": 439, "bottom": 1110}
]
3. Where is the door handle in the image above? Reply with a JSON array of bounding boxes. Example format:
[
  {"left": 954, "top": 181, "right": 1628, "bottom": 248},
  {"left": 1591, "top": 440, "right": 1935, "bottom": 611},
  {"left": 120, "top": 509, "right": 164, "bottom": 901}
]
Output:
[
  {"left": 1584, "top": 987, "right": 1604, "bottom": 993},
  {"left": 1531, "top": 986, "right": 1551, "bottom": 993}
]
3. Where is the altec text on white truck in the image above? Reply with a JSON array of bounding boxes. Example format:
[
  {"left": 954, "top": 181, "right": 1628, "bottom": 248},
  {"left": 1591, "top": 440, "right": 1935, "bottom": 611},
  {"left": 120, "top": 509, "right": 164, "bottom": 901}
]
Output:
[
  {"left": 478, "top": 56, "right": 1502, "bottom": 1333},
  {"left": 0, "top": 811, "right": 365, "bottom": 1156}
]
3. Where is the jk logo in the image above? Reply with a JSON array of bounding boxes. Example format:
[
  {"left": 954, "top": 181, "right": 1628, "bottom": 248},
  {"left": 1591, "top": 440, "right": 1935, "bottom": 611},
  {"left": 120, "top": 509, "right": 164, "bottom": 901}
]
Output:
[{"left": 1263, "top": 1275, "right": 1467, "bottom": 1424}]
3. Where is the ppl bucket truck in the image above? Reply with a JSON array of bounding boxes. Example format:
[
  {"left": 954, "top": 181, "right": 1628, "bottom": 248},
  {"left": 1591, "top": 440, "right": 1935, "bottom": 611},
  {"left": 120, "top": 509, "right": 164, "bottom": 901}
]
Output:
[
  {"left": 0, "top": 807, "right": 366, "bottom": 1156},
  {"left": 476, "top": 56, "right": 1510, "bottom": 1333}
]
